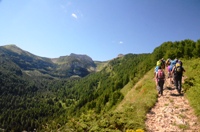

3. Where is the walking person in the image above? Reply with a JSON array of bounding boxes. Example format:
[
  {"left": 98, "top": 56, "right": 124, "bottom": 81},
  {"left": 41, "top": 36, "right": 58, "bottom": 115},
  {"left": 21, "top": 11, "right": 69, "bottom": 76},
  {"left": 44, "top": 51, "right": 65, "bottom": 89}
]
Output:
[
  {"left": 171, "top": 60, "right": 185, "bottom": 94},
  {"left": 156, "top": 66, "right": 165, "bottom": 96}
]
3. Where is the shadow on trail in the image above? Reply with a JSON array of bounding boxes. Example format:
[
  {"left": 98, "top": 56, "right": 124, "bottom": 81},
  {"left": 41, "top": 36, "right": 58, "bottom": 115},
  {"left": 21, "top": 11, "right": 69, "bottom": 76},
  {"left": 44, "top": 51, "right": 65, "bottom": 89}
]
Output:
[
  {"left": 170, "top": 93, "right": 184, "bottom": 97},
  {"left": 165, "top": 86, "right": 175, "bottom": 90},
  {"left": 164, "top": 86, "right": 184, "bottom": 96}
]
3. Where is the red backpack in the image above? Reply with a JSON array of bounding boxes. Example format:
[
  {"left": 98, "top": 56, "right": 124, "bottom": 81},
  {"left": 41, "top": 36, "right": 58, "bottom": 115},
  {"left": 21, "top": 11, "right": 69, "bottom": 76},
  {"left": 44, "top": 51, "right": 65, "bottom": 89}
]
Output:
[{"left": 157, "top": 69, "right": 164, "bottom": 79}]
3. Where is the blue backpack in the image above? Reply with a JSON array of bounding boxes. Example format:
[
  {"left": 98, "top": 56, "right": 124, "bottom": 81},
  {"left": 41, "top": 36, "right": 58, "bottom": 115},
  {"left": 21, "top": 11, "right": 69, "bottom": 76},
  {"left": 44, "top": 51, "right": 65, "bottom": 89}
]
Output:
[{"left": 155, "top": 66, "right": 159, "bottom": 73}]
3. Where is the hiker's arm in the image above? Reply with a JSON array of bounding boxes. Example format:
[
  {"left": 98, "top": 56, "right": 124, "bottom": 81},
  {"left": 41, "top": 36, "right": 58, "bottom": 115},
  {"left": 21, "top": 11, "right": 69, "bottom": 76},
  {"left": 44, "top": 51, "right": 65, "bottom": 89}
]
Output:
[{"left": 171, "top": 67, "right": 174, "bottom": 74}]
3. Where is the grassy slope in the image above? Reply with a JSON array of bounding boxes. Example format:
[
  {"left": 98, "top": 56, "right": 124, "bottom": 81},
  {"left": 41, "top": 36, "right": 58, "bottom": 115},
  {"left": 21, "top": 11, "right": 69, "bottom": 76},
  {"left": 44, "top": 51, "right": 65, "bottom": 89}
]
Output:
[
  {"left": 94, "top": 61, "right": 109, "bottom": 72},
  {"left": 182, "top": 58, "right": 200, "bottom": 118},
  {"left": 114, "top": 58, "right": 200, "bottom": 131},
  {"left": 114, "top": 68, "right": 158, "bottom": 131}
]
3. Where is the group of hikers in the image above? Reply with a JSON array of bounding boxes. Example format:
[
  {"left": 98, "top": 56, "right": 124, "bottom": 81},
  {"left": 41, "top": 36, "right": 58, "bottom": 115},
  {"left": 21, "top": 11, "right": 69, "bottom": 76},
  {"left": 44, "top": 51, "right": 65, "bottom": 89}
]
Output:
[{"left": 154, "top": 58, "right": 185, "bottom": 96}]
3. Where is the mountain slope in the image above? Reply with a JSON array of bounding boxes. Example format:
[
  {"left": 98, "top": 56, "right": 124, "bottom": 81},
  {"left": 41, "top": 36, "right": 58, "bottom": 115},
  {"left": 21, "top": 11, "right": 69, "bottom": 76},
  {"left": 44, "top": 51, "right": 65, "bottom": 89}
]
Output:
[
  {"left": 0, "top": 44, "right": 99, "bottom": 131},
  {"left": 52, "top": 53, "right": 96, "bottom": 77},
  {"left": 0, "top": 45, "right": 97, "bottom": 78},
  {"left": 1, "top": 44, "right": 55, "bottom": 70},
  {"left": 54, "top": 68, "right": 157, "bottom": 131}
]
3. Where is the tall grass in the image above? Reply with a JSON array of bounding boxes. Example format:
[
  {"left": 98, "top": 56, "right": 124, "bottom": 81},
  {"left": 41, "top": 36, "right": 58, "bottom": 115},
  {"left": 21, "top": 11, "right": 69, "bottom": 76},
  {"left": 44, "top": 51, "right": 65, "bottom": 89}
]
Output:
[
  {"left": 115, "top": 68, "right": 158, "bottom": 131},
  {"left": 182, "top": 58, "right": 200, "bottom": 118}
]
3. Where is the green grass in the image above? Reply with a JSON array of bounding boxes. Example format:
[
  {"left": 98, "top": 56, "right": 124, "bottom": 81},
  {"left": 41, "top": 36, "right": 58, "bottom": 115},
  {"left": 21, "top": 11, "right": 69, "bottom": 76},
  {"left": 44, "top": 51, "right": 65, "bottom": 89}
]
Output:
[
  {"left": 169, "top": 99, "right": 174, "bottom": 103},
  {"left": 182, "top": 58, "right": 200, "bottom": 118},
  {"left": 94, "top": 61, "right": 109, "bottom": 71},
  {"left": 164, "top": 103, "right": 169, "bottom": 106},
  {"left": 114, "top": 68, "right": 158, "bottom": 131},
  {"left": 178, "top": 114, "right": 186, "bottom": 119},
  {"left": 177, "top": 124, "right": 189, "bottom": 130}
]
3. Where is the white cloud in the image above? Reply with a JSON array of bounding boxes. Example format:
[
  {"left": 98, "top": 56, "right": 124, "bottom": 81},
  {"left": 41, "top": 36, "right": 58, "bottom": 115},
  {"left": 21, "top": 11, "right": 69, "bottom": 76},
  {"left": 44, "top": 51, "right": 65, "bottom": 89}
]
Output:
[
  {"left": 60, "top": 2, "right": 83, "bottom": 20},
  {"left": 119, "top": 41, "right": 124, "bottom": 44},
  {"left": 71, "top": 13, "right": 78, "bottom": 19},
  {"left": 111, "top": 40, "right": 124, "bottom": 44}
]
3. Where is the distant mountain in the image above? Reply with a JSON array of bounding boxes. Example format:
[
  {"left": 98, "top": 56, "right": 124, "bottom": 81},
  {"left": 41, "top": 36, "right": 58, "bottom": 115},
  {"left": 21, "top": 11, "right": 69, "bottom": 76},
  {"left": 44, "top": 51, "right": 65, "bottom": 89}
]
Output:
[
  {"left": 51, "top": 53, "right": 96, "bottom": 77},
  {"left": 0, "top": 45, "right": 97, "bottom": 78}
]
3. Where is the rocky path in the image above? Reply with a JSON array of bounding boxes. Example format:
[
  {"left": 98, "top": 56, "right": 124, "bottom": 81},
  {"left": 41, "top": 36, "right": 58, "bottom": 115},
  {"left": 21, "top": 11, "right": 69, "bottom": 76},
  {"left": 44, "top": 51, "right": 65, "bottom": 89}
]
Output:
[{"left": 145, "top": 78, "right": 200, "bottom": 132}]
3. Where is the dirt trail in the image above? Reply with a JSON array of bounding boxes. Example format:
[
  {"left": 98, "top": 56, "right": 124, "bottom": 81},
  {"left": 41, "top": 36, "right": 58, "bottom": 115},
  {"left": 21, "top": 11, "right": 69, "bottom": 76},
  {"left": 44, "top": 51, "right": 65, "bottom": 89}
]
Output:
[{"left": 145, "top": 77, "right": 200, "bottom": 132}]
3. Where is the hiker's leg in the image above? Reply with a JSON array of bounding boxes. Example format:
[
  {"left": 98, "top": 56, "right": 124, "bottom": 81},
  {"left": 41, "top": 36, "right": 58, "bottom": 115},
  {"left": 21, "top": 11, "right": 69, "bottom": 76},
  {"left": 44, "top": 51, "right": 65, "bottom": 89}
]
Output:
[
  {"left": 173, "top": 75, "right": 176, "bottom": 86},
  {"left": 160, "top": 80, "right": 164, "bottom": 95},
  {"left": 157, "top": 81, "right": 161, "bottom": 95},
  {"left": 167, "top": 71, "right": 170, "bottom": 78},
  {"left": 172, "top": 73, "right": 175, "bottom": 84},
  {"left": 169, "top": 73, "right": 172, "bottom": 83},
  {"left": 175, "top": 77, "right": 179, "bottom": 91},
  {"left": 169, "top": 72, "right": 172, "bottom": 84},
  {"left": 156, "top": 82, "right": 159, "bottom": 93},
  {"left": 178, "top": 77, "right": 182, "bottom": 94}
]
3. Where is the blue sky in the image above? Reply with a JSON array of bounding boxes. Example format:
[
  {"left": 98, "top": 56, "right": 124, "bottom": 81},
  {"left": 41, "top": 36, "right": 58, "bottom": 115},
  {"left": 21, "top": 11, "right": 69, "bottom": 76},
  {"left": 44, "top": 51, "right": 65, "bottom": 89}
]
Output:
[{"left": 0, "top": 0, "right": 200, "bottom": 61}]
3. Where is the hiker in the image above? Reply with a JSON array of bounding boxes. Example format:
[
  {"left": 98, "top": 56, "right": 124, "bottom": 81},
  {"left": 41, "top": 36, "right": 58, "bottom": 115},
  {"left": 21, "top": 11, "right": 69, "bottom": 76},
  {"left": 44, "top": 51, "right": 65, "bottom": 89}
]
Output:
[
  {"left": 156, "top": 66, "right": 165, "bottom": 96},
  {"left": 165, "top": 59, "right": 171, "bottom": 78},
  {"left": 167, "top": 62, "right": 172, "bottom": 80},
  {"left": 161, "top": 58, "right": 165, "bottom": 69},
  {"left": 154, "top": 58, "right": 165, "bottom": 83},
  {"left": 154, "top": 65, "right": 159, "bottom": 84},
  {"left": 156, "top": 59, "right": 162, "bottom": 67},
  {"left": 156, "top": 58, "right": 165, "bottom": 70},
  {"left": 165, "top": 58, "right": 171, "bottom": 67},
  {"left": 171, "top": 60, "right": 185, "bottom": 94},
  {"left": 169, "top": 59, "right": 178, "bottom": 84}
]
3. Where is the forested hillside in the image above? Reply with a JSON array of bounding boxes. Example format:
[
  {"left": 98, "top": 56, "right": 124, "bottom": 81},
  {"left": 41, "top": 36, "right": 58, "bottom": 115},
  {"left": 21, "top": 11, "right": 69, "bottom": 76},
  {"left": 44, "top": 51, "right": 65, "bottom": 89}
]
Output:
[
  {"left": 0, "top": 45, "right": 96, "bottom": 78},
  {"left": 0, "top": 39, "right": 200, "bottom": 131}
]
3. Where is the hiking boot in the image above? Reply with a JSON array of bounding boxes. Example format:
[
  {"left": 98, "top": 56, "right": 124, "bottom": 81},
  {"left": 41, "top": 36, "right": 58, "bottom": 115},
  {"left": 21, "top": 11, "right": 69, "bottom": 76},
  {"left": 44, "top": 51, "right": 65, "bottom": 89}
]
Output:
[
  {"left": 178, "top": 89, "right": 181, "bottom": 95},
  {"left": 157, "top": 91, "right": 161, "bottom": 97}
]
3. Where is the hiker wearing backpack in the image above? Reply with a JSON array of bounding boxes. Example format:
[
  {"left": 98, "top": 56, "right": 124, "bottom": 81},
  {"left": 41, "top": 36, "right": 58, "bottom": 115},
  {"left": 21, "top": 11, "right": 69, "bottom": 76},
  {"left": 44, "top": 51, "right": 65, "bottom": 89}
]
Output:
[
  {"left": 165, "top": 58, "right": 171, "bottom": 67},
  {"left": 156, "top": 58, "right": 165, "bottom": 70},
  {"left": 154, "top": 58, "right": 165, "bottom": 84},
  {"left": 171, "top": 60, "right": 185, "bottom": 94},
  {"left": 169, "top": 59, "right": 178, "bottom": 84},
  {"left": 156, "top": 59, "right": 162, "bottom": 67},
  {"left": 154, "top": 59, "right": 162, "bottom": 78},
  {"left": 161, "top": 58, "right": 165, "bottom": 69},
  {"left": 167, "top": 62, "right": 173, "bottom": 82},
  {"left": 156, "top": 66, "right": 165, "bottom": 96},
  {"left": 154, "top": 65, "right": 159, "bottom": 85}
]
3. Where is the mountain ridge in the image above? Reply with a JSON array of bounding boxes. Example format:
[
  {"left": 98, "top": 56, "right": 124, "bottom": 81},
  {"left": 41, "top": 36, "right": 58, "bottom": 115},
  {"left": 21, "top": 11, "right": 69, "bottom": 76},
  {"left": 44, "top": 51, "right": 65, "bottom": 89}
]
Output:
[{"left": 0, "top": 44, "right": 100, "bottom": 78}]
